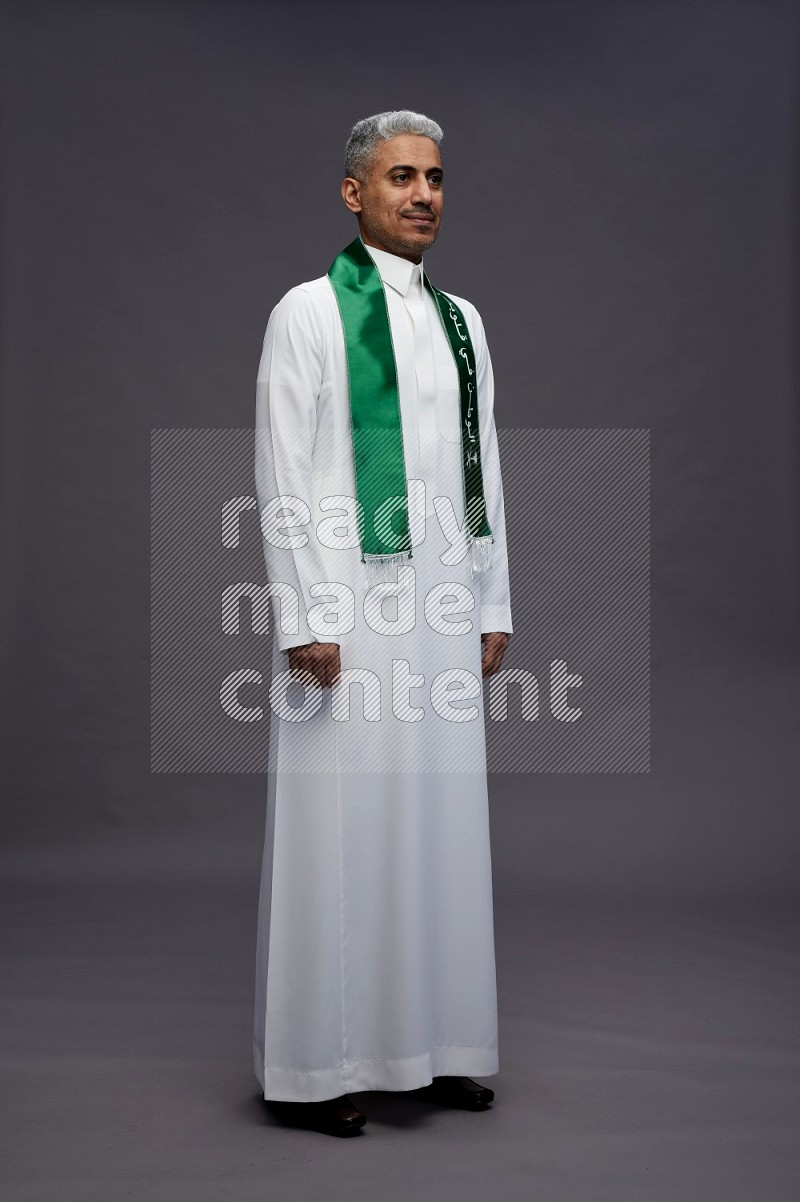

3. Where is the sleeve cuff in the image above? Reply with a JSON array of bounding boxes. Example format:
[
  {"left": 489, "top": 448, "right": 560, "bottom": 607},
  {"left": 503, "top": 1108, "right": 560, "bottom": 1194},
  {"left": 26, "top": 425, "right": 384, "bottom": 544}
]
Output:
[{"left": 480, "top": 604, "right": 513, "bottom": 636}]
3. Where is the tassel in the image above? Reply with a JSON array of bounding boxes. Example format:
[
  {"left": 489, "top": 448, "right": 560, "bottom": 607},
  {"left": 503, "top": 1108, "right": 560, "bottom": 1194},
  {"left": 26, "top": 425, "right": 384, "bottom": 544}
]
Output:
[
  {"left": 469, "top": 535, "right": 494, "bottom": 578},
  {"left": 363, "top": 551, "right": 412, "bottom": 589}
]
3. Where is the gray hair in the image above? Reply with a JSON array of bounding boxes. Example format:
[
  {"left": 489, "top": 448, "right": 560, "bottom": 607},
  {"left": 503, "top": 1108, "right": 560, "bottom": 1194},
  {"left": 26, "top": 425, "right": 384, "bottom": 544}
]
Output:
[{"left": 344, "top": 110, "right": 444, "bottom": 180}]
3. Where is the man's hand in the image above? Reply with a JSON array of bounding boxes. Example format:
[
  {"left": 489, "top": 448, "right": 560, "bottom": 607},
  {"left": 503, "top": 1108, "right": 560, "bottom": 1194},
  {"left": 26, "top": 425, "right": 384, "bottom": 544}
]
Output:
[
  {"left": 286, "top": 642, "right": 341, "bottom": 689},
  {"left": 481, "top": 632, "right": 510, "bottom": 678}
]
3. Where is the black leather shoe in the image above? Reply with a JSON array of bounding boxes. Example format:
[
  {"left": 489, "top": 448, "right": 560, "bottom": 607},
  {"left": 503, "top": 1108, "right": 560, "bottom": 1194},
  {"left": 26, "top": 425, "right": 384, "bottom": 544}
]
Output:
[
  {"left": 412, "top": 1075, "right": 495, "bottom": 1109},
  {"left": 268, "top": 1093, "right": 367, "bottom": 1136}
]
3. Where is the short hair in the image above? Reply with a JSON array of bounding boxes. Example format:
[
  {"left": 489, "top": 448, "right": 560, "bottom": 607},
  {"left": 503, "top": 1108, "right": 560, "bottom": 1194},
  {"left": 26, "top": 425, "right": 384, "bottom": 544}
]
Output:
[{"left": 344, "top": 110, "right": 444, "bottom": 180}]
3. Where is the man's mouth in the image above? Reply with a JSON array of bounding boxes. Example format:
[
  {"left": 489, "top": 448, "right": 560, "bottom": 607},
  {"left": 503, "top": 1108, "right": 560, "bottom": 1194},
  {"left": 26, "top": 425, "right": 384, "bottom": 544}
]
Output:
[{"left": 403, "top": 213, "right": 434, "bottom": 224}]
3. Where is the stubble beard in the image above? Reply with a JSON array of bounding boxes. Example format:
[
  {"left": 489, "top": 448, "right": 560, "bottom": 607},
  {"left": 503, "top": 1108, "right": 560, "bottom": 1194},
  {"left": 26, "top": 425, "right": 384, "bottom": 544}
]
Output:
[{"left": 360, "top": 209, "right": 438, "bottom": 260}]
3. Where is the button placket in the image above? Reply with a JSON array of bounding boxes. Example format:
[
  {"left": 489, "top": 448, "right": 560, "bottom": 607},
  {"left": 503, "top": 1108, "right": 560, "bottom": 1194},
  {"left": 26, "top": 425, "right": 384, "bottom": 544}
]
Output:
[{"left": 405, "top": 276, "right": 438, "bottom": 517}]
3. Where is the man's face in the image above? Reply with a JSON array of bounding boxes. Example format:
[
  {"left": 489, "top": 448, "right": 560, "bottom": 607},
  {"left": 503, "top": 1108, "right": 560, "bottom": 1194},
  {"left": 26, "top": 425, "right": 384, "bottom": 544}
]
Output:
[{"left": 341, "top": 134, "right": 443, "bottom": 262}]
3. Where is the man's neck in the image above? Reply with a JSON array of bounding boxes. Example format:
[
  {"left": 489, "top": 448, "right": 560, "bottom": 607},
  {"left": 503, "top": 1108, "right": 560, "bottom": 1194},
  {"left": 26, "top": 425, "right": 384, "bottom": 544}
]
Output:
[{"left": 360, "top": 235, "right": 421, "bottom": 266}]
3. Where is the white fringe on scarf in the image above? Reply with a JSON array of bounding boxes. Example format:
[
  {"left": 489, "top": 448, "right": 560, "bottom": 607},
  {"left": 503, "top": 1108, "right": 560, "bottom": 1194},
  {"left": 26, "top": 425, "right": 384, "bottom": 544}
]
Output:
[
  {"left": 469, "top": 535, "right": 494, "bottom": 578},
  {"left": 363, "top": 551, "right": 412, "bottom": 588},
  {"left": 362, "top": 536, "right": 494, "bottom": 589}
]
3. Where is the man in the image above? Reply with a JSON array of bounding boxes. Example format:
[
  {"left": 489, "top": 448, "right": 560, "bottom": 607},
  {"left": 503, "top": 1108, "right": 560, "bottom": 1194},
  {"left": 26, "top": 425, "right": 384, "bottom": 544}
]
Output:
[{"left": 253, "top": 110, "right": 512, "bottom": 1137}]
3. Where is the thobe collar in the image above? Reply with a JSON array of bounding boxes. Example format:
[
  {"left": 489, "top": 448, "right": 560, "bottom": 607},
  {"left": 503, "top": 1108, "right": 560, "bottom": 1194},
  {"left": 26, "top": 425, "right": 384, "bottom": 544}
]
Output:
[{"left": 360, "top": 237, "right": 424, "bottom": 298}]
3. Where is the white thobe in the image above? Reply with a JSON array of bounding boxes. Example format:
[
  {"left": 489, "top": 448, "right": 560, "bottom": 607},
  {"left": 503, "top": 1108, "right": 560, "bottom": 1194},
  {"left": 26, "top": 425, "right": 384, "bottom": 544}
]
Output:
[{"left": 253, "top": 238, "right": 513, "bottom": 1102}]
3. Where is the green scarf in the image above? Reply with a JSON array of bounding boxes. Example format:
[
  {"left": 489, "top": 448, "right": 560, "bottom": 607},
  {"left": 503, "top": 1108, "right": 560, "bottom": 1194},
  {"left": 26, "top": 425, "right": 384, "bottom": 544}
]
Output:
[{"left": 327, "top": 237, "right": 493, "bottom": 586}]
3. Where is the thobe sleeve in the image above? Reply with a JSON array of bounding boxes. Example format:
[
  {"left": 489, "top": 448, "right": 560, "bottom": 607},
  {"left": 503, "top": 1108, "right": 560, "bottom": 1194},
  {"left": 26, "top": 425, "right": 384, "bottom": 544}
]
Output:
[
  {"left": 472, "top": 307, "right": 514, "bottom": 636},
  {"left": 254, "top": 286, "right": 338, "bottom": 653}
]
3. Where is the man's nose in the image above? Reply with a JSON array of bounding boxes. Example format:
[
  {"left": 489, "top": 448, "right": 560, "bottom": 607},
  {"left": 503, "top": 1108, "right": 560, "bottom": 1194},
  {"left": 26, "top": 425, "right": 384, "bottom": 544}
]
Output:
[{"left": 410, "top": 176, "right": 433, "bottom": 206}]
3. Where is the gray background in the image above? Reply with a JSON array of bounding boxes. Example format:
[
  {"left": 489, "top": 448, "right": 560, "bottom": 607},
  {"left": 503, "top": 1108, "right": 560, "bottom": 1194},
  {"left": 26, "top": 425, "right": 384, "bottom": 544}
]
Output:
[{"left": 1, "top": 0, "right": 799, "bottom": 1198}]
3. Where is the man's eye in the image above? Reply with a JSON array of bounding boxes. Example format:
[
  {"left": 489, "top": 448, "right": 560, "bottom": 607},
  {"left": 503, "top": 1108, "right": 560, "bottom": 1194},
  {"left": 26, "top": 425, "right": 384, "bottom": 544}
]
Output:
[{"left": 394, "top": 173, "right": 408, "bottom": 182}]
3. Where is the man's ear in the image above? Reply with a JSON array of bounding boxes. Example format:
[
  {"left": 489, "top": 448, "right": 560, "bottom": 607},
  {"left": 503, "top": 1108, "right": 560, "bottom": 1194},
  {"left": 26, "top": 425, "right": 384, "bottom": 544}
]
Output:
[{"left": 341, "top": 176, "right": 363, "bottom": 215}]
